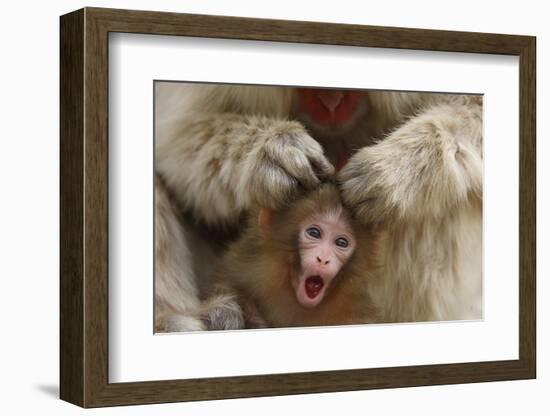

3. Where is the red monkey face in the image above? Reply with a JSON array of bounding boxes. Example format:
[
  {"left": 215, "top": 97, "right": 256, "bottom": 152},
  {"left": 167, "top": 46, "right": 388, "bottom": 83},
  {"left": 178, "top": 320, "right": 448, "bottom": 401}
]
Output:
[
  {"left": 296, "top": 88, "right": 367, "bottom": 129},
  {"left": 293, "top": 210, "right": 356, "bottom": 308}
]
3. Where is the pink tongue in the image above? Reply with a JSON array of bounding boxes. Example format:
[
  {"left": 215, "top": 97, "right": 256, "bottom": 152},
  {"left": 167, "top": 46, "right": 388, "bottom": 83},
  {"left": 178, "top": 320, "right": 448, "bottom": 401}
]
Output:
[{"left": 305, "top": 276, "right": 324, "bottom": 299}]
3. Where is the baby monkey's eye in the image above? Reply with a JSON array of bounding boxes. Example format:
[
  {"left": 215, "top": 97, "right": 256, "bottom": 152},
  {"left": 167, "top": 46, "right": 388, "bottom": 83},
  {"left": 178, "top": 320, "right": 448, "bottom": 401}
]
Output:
[
  {"left": 305, "top": 226, "right": 322, "bottom": 239},
  {"left": 335, "top": 237, "right": 349, "bottom": 248}
]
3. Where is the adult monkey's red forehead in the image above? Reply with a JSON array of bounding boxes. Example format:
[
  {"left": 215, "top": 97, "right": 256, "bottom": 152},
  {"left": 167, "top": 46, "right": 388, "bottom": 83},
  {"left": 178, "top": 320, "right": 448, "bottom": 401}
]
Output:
[{"left": 297, "top": 88, "right": 366, "bottom": 127}]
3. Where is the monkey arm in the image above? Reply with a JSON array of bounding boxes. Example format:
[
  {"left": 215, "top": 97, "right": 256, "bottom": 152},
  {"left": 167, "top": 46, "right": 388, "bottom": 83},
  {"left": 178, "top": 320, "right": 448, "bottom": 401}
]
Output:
[
  {"left": 156, "top": 113, "right": 334, "bottom": 226},
  {"left": 154, "top": 177, "right": 206, "bottom": 332},
  {"left": 339, "top": 97, "right": 483, "bottom": 223}
]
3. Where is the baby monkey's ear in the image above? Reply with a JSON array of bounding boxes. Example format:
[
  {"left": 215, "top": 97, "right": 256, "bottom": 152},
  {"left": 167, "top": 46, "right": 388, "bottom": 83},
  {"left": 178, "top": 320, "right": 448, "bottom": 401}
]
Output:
[{"left": 258, "top": 208, "right": 273, "bottom": 233}]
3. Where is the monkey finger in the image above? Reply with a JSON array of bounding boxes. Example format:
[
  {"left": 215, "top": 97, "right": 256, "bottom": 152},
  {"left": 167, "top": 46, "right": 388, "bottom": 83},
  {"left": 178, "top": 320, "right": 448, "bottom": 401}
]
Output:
[
  {"left": 280, "top": 148, "right": 321, "bottom": 190},
  {"left": 309, "top": 153, "right": 335, "bottom": 180},
  {"left": 251, "top": 161, "right": 300, "bottom": 208},
  {"left": 290, "top": 134, "right": 335, "bottom": 177},
  {"left": 265, "top": 143, "right": 320, "bottom": 190}
]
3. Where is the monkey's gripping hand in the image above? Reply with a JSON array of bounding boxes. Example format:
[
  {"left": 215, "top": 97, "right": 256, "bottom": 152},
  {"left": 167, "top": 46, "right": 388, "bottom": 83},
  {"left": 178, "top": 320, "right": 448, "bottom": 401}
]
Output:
[
  {"left": 157, "top": 114, "right": 334, "bottom": 225},
  {"left": 339, "top": 99, "right": 483, "bottom": 224},
  {"left": 247, "top": 119, "right": 335, "bottom": 210}
]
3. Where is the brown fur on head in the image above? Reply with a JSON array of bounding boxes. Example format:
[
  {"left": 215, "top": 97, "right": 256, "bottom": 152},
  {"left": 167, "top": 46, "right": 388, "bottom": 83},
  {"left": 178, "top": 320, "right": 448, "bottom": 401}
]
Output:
[{"left": 258, "top": 182, "right": 354, "bottom": 249}]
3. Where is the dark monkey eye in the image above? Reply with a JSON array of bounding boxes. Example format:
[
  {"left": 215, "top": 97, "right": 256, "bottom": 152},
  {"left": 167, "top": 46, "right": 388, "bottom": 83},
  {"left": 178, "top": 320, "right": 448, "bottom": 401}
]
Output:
[
  {"left": 335, "top": 237, "right": 349, "bottom": 248},
  {"left": 306, "top": 226, "right": 322, "bottom": 239}
]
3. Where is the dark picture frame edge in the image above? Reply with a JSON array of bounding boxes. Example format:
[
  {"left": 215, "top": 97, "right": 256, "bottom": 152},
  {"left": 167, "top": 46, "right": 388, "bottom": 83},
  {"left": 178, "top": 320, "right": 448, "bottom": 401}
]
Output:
[{"left": 60, "top": 7, "right": 536, "bottom": 408}]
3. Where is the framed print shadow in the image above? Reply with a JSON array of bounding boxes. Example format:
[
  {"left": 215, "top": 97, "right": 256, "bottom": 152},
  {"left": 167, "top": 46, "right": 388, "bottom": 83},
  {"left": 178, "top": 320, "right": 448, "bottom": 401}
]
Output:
[{"left": 60, "top": 7, "right": 536, "bottom": 408}]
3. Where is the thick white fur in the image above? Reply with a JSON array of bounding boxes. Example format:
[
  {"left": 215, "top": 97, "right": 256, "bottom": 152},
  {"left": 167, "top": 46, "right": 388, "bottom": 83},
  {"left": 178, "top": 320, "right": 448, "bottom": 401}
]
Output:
[
  {"left": 154, "top": 177, "right": 204, "bottom": 331},
  {"left": 156, "top": 83, "right": 333, "bottom": 226},
  {"left": 339, "top": 95, "right": 482, "bottom": 321},
  {"left": 154, "top": 84, "right": 482, "bottom": 329}
]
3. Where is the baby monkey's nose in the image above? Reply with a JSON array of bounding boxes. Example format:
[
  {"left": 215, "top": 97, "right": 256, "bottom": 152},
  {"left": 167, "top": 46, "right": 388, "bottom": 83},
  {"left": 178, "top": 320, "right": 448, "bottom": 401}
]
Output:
[{"left": 316, "top": 256, "right": 330, "bottom": 265}]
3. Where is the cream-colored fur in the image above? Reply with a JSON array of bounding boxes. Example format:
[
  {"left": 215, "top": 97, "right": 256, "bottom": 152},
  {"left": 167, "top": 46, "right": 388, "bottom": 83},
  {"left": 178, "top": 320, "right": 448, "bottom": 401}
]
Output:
[
  {"left": 340, "top": 95, "right": 483, "bottom": 321},
  {"left": 154, "top": 83, "right": 482, "bottom": 330},
  {"left": 156, "top": 83, "right": 333, "bottom": 226},
  {"left": 154, "top": 177, "right": 204, "bottom": 331}
]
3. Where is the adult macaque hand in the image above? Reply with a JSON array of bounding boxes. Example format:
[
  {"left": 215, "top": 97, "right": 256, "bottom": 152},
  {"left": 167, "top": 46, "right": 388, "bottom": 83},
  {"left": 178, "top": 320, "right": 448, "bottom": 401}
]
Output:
[{"left": 250, "top": 121, "right": 335, "bottom": 209}]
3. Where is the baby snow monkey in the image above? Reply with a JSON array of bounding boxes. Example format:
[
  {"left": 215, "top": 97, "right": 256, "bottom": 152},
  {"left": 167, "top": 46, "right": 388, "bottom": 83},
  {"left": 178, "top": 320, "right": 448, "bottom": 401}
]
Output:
[{"left": 204, "top": 183, "right": 379, "bottom": 329}]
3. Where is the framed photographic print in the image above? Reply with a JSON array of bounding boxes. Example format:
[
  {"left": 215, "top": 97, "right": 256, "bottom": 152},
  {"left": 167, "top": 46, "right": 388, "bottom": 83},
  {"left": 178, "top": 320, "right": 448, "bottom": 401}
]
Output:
[{"left": 60, "top": 7, "right": 536, "bottom": 408}]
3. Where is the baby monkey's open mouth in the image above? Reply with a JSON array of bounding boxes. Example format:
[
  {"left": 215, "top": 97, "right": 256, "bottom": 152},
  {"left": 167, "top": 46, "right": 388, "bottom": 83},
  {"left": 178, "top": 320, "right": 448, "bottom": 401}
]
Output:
[{"left": 305, "top": 275, "right": 324, "bottom": 299}]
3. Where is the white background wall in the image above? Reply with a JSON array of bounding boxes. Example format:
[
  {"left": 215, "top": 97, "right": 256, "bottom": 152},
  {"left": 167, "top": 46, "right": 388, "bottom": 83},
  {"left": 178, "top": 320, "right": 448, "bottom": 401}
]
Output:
[{"left": 0, "top": 0, "right": 545, "bottom": 414}]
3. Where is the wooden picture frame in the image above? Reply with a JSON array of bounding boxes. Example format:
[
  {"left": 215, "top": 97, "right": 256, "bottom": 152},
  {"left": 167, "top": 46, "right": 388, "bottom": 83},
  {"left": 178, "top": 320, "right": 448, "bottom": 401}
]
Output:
[{"left": 60, "top": 7, "right": 536, "bottom": 408}]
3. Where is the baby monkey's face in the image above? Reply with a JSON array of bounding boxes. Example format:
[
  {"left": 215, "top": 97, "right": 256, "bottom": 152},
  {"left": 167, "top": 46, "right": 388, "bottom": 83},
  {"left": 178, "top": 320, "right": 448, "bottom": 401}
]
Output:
[{"left": 293, "top": 209, "right": 356, "bottom": 308}]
